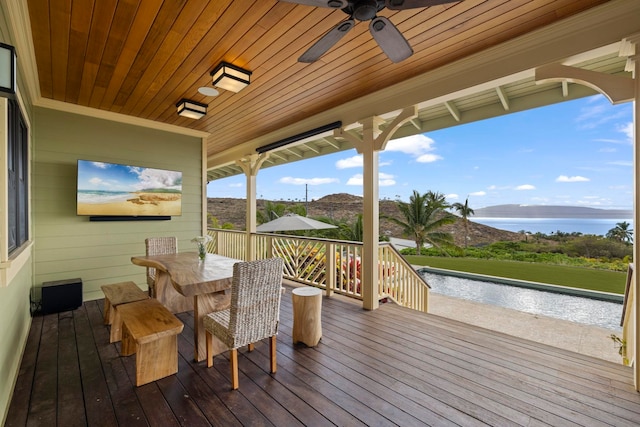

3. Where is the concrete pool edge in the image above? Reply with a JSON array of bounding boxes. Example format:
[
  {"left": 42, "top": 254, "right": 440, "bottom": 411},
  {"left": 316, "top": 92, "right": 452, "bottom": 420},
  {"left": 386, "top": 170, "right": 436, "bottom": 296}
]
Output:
[{"left": 416, "top": 266, "right": 624, "bottom": 304}]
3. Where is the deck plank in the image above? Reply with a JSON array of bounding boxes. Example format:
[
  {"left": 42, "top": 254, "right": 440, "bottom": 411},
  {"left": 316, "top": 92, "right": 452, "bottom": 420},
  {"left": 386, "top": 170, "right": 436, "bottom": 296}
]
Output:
[
  {"left": 73, "top": 304, "right": 119, "bottom": 427},
  {"left": 57, "top": 311, "right": 86, "bottom": 427},
  {"left": 26, "top": 313, "right": 59, "bottom": 426},
  {"left": 6, "top": 286, "right": 640, "bottom": 427},
  {"left": 318, "top": 301, "right": 637, "bottom": 426},
  {"left": 5, "top": 315, "right": 43, "bottom": 427},
  {"left": 85, "top": 300, "right": 151, "bottom": 426}
]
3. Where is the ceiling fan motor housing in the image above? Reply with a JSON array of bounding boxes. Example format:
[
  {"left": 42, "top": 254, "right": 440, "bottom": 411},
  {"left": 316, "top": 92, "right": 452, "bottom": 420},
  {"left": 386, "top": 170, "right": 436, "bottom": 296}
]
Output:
[{"left": 345, "top": 0, "right": 385, "bottom": 21}]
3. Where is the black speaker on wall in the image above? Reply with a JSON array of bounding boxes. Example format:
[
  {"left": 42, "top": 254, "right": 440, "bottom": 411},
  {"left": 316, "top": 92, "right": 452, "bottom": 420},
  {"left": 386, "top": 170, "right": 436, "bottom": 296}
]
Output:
[{"left": 41, "top": 278, "right": 83, "bottom": 315}]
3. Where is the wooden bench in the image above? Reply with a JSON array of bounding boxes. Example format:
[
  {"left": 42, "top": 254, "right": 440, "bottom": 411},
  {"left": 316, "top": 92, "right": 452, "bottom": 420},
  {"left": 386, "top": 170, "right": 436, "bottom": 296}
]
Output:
[
  {"left": 101, "top": 281, "right": 149, "bottom": 343},
  {"left": 117, "top": 298, "right": 184, "bottom": 386}
]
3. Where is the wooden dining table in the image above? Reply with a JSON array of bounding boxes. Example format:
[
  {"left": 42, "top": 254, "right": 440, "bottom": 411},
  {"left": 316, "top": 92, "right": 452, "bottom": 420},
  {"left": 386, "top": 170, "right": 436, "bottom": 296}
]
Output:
[{"left": 131, "top": 251, "right": 240, "bottom": 362}]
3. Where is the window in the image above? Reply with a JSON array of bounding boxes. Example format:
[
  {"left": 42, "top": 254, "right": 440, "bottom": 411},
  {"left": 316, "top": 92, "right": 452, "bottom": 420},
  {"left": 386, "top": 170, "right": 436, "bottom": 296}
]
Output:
[{"left": 7, "top": 98, "right": 28, "bottom": 254}]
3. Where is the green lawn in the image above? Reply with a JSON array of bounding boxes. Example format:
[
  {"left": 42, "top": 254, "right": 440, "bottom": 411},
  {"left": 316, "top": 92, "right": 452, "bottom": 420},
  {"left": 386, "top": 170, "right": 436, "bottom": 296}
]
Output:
[{"left": 404, "top": 255, "right": 627, "bottom": 295}]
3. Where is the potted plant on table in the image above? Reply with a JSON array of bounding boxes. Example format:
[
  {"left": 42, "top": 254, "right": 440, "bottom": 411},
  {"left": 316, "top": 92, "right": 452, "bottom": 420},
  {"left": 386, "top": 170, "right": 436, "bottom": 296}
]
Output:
[{"left": 192, "top": 235, "right": 212, "bottom": 261}]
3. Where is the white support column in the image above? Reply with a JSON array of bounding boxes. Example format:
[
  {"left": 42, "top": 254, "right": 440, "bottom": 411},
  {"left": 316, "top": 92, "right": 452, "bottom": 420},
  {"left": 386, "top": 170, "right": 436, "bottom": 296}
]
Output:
[
  {"left": 361, "top": 118, "right": 382, "bottom": 311},
  {"left": 536, "top": 40, "right": 639, "bottom": 388},
  {"left": 628, "top": 36, "right": 640, "bottom": 391},
  {"left": 334, "top": 106, "right": 417, "bottom": 310},
  {"left": 235, "top": 153, "right": 268, "bottom": 261}
]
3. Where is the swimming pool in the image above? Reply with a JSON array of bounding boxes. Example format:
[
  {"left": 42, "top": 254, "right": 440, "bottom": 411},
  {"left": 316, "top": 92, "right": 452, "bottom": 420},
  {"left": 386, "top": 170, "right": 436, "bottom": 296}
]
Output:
[{"left": 419, "top": 270, "right": 623, "bottom": 331}]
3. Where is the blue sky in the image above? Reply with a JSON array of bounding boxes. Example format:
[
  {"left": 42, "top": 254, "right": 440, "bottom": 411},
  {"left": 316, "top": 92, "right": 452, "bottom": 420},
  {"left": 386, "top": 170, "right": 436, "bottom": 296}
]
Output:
[
  {"left": 78, "top": 160, "right": 182, "bottom": 192},
  {"left": 207, "top": 95, "right": 633, "bottom": 210}
]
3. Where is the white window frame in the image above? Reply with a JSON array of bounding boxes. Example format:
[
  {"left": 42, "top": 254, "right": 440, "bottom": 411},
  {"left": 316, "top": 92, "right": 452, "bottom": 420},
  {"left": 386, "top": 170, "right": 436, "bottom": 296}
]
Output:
[{"left": 0, "top": 93, "right": 32, "bottom": 287}]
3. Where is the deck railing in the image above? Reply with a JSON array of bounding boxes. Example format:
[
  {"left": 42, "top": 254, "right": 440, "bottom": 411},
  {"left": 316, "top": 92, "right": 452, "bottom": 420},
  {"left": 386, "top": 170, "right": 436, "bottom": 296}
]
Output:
[
  {"left": 621, "top": 263, "right": 635, "bottom": 366},
  {"left": 206, "top": 228, "right": 430, "bottom": 312}
]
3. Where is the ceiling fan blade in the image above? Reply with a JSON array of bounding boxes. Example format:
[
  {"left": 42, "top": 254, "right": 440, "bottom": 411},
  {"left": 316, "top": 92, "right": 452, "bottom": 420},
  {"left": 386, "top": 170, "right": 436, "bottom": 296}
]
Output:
[
  {"left": 369, "top": 17, "right": 413, "bottom": 63},
  {"left": 278, "top": 0, "right": 348, "bottom": 9},
  {"left": 299, "top": 19, "right": 355, "bottom": 63},
  {"left": 385, "top": 0, "right": 460, "bottom": 10}
]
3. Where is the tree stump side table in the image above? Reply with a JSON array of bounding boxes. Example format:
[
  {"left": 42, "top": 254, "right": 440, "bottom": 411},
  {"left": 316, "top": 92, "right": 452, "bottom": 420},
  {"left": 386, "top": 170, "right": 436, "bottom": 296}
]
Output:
[{"left": 291, "top": 286, "right": 323, "bottom": 347}]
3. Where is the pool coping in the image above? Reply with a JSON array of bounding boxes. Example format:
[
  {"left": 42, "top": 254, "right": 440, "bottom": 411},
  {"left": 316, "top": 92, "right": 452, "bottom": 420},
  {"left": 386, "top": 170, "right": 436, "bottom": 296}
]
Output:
[{"left": 416, "top": 266, "right": 624, "bottom": 303}]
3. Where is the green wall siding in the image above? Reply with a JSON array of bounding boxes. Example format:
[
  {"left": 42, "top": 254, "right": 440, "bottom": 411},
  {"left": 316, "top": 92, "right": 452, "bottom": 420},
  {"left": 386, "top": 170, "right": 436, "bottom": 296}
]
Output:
[
  {"left": 33, "top": 108, "right": 203, "bottom": 300},
  {"left": 0, "top": 258, "right": 33, "bottom": 424}
]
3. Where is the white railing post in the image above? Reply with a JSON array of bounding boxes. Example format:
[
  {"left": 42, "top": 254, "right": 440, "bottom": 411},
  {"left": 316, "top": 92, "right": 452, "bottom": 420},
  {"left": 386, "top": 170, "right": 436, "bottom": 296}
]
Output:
[
  {"left": 326, "top": 241, "right": 335, "bottom": 296},
  {"left": 210, "top": 230, "right": 428, "bottom": 312}
]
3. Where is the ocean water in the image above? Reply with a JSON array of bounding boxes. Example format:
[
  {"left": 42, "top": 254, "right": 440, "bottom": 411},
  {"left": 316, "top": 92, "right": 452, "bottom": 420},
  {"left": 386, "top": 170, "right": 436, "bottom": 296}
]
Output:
[
  {"left": 77, "top": 190, "right": 133, "bottom": 204},
  {"left": 472, "top": 217, "right": 633, "bottom": 236}
]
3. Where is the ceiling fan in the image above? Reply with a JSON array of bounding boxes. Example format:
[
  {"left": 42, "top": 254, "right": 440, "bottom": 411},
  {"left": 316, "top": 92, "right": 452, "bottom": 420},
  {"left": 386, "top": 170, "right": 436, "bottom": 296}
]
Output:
[{"left": 278, "top": 0, "right": 460, "bottom": 63}]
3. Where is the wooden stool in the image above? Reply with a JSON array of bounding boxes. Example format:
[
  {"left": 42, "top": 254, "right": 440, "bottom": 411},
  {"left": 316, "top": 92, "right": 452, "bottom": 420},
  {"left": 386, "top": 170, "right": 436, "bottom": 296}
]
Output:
[
  {"left": 291, "top": 287, "right": 323, "bottom": 347},
  {"left": 101, "top": 281, "right": 149, "bottom": 343},
  {"left": 117, "top": 298, "right": 184, "bottom": 386}
]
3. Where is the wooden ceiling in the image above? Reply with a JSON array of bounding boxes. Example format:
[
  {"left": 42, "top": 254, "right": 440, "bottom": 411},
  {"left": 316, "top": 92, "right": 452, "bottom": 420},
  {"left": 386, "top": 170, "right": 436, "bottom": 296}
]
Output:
[{"left": 26, "top": 0, "right": 612, "bottom": 163}]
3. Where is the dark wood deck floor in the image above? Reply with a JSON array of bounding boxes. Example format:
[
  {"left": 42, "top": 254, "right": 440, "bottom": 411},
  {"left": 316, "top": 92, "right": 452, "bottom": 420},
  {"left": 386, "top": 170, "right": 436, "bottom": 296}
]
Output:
[{"left": 6, "top": 285, "right": 640, "bottom": 426}]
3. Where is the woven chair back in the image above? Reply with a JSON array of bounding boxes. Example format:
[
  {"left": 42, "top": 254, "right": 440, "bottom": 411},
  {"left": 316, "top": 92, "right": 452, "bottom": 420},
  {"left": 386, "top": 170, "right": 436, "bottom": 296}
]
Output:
[
  {"left": 228, "top": 258, "right": 284, "bottom": 347},
  {"left": 144, "top": 237, "right": 178, "bottom": 285}
]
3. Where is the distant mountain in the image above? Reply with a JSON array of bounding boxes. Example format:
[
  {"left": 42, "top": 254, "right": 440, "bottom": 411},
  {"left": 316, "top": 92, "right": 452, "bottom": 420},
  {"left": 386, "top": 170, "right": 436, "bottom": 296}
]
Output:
[{"left": 473, "top": 204, "right": 633, "bottom": 219}]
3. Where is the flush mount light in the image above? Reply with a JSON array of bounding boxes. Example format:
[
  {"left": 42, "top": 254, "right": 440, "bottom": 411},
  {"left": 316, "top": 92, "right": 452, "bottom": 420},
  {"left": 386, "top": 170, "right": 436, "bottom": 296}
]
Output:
[
  {"left": 0, "top": 42, "right": 17, "bottom": 96},
  {"left": 210, "top": 62, "right": 252, "bottom": 93},
  {"left": 198, "top": 86, "right": 219, "bottom": 97},
  {"left": 176, "top": 99, "right": 207, "bottom": 119}
]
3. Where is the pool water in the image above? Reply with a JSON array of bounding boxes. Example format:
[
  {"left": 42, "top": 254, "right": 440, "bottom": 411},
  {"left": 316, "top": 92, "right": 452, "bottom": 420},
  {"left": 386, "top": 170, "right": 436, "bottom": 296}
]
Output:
[{"left": 420, "top": 271, "right": 623, "bottom": 331}]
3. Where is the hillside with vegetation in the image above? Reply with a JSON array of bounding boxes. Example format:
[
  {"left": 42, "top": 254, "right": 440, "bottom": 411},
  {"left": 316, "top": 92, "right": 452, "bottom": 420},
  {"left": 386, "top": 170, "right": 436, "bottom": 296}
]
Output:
[{"left": 207, "top": 193, "right": 522, "bottom": 247}]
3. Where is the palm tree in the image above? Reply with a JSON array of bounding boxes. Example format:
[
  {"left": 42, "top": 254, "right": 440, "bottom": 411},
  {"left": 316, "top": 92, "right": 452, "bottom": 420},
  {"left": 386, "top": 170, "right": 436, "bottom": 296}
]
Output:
[
  {"left": 425, "top": 190, "right": 450, "bottom": 211},
  {"left": 451, "top": 197, "right": 475, "bottom": 248},
  {"left": 339, "top": 214, "right": 364, "bottom": 242},
  {"left": 384, "top": 190, "right": 456, "bottom": 255},
  {"left": 606, "top": 221, "right": 633, "bottom": 244}
]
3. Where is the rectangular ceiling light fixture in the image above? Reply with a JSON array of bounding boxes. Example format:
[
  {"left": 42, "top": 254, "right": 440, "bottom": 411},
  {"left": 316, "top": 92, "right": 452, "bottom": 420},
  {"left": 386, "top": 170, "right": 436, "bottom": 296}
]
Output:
[
  {"left": 256, "top": 121, "right": 343, "bottom": 154},
  {"left": 0, "top": 43, "right": 16, "bottom": 95},
  {"left": 210, "top": 62, "right": 252, "bottom": 93},
  {"left": 176, "top": 99, "right": 207, "bottom": 119}
]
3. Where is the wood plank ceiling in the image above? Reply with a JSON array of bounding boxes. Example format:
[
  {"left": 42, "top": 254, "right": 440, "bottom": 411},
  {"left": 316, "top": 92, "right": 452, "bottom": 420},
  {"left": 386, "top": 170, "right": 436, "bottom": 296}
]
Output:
[{"left": 26, "top": 0, "right": 612, "bottom": 162}]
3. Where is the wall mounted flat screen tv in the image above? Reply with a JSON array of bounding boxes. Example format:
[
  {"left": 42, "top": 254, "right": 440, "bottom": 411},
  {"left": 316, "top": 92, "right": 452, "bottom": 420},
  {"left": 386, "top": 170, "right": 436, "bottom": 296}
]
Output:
[{"left": 77, "top": 160, "right": 182, "bottom": 218}]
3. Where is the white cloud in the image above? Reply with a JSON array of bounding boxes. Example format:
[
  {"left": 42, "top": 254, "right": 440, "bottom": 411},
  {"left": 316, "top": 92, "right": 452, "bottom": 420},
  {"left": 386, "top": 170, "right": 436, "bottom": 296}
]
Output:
[
  {"left": 607, "top": 161, "right": 633, "bottom": 167},
  {"left": 279, "top": 176, "right": 339, "bottom": 185},
  {"left": 89, "top": 177, "right": 106, "bottom": 185},
  {"left": 469, "top": 191, "right": 486, "bottom": 196},
  {"left": 92, "top": 162, "right": 108, "bottom": 169},
  {"left": 487, "top": 184, "right": 512, "bottom": 191},
  {"left": 416, "top": 153, "right": 443, "bottom": 163},
  {"left": 446, "top": 193, "right": 459, "bottom": 200},
  {"left": 619, "top": 121, "right": 633, "bottom": 142},
  {"left": 599, "top": 147, "right": 616, "bottom": 153},
  {"left": 346, "top": 173, "right": 396, "bottom": 186},
  {"left": 335, "top": 155, "right": 362, "bottom": 169},
  {"left": 386, "top": 134, "right": 443, "bottom": 163},
  {"left": 575, "top": 97, "right": 628, "bottom": 130},
  {"left": 386, "top": 134, "right": 435, "bottom": 155},
  {"left": 133, "top": 168, "right": 182, "bottom": 191},
  {"left": 229, "top": 183, "right": 242, "bottom": 188},
  {"left": 555, "top": 175, "right": 589, "bottom": 182},
  {"left": 515, "top": 184, "right": 535, "bottom": 190},
  {"left": 379, "top": 172, "right": 396, "bottom": 187},
  {"left": 346, "top": 175, "right": 362, "bottom": 186}
]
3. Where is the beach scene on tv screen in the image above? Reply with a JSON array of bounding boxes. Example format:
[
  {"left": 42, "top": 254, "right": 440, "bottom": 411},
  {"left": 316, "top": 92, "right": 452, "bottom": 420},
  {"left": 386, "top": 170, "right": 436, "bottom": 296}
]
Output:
[{"left": 77, "top": 160, "right": 182, "bottom": 216}]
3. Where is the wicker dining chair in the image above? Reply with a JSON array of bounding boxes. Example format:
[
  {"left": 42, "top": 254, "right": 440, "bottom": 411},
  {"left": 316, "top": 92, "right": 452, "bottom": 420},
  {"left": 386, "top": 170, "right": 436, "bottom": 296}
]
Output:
[
  {"left": 203, "top": 257, "right": 284, "bottom": 390},
  {"left": 144, "top": 237, "right": 178, "bottom": 298}
]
